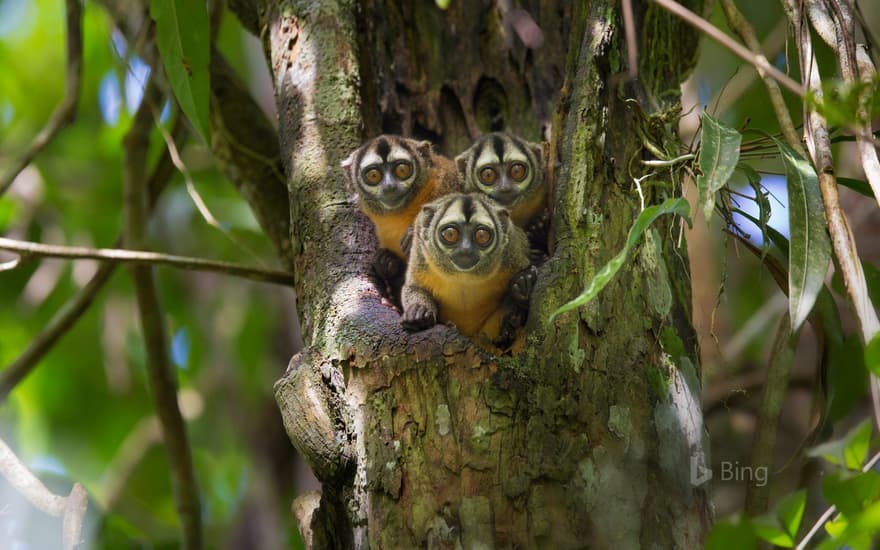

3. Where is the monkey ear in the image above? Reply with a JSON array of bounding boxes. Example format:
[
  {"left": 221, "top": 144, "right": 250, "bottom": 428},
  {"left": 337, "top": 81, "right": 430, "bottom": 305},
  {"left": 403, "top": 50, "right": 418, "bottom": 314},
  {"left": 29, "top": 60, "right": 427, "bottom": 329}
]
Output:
[
  {"left": 419, "top": 203, "right": 438, "bottom": 225},
  {"left": 416, "top": 140, "right": 434, "bottom": 158},
  {"left": 455, "top": 153, "right": 468, "bottom": 178},
  {"left": 340, "top": 151, "right": 355, "bottom": 174}
]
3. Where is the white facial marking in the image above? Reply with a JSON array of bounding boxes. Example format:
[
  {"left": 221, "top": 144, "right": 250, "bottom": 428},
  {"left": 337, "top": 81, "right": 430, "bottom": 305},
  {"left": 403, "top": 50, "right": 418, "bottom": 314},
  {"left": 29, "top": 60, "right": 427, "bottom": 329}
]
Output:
[{"left": 360, "top": 151, "right": 382, "bottom": 168}]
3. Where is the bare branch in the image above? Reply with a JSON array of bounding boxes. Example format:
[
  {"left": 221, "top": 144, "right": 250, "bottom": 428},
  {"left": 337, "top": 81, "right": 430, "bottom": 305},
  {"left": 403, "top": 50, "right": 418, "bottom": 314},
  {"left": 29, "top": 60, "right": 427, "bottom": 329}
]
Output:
[
  {"left": 0, "top": 436, "right": 89, "bottom": 550},
  {"left": 0, "top": 237, "right": 295, "bottom": 286},
  {"left": 124, "top": 78, "right": 203, "bottom": 550},
  {"left": 0, "top": 117, "right": 188, "bottom": 402},
  {"left": 0, "top": 0, "right": 83, "bottom": 196},
  {"left": 650, "top": 0, "right": 805, "bottom": 98}
]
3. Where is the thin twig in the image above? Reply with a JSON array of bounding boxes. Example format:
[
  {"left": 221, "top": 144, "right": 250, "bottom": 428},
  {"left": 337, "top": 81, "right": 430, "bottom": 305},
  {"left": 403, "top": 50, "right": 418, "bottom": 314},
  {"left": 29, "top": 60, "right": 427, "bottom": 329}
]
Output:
[
  {"left": 0, "top": 0, "right": 83, "bottom": 196},
  {"left": 124, "top": 78, "right": 203, "bottom": 550},
  {"left": 650, "top": 0, "right": 805, "bottom": 97},
  {"left": 0, "top": 116, "right": 188, "bottom": 402},
  {"left": 0, "top": 237, "right": 295, "bottom": 286},
  {"left": 718, "top": 0, "right": 802, "bottom": 151},
  {"left": 796, "top": 448, "right": 880, "bottom": 549},
  {"left": 0, "top": 436, "right": 88, "bottom": 550}
]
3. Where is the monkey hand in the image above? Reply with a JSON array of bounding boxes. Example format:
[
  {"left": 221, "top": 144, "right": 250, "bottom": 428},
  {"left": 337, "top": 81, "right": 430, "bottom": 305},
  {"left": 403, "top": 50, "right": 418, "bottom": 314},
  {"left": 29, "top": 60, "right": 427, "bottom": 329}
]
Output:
[
  {"left": 509, "top": 265, "right": 538, "bottom": 307},
  {"left": 401, "top": 303, "right": 438, "bottom": 332}
]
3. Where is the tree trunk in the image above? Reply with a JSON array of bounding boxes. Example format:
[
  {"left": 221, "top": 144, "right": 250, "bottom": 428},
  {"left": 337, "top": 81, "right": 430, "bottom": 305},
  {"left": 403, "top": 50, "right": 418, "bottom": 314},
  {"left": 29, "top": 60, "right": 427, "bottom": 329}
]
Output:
[{"left": 260, "top": 0, "right": 711, "bottom": 547}]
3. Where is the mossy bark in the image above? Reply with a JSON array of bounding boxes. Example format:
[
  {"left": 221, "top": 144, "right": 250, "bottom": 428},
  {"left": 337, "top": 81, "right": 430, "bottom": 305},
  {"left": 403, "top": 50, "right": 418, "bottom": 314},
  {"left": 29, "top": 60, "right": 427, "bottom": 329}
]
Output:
[{"left": 261, "top": 0, "right": 710, "bottom": 547}]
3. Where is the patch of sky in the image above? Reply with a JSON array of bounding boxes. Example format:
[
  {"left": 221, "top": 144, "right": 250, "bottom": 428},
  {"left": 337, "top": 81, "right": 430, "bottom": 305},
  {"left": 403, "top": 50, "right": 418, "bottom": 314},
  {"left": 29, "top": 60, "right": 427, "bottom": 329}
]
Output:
[{"left": 731, "top": 173, "right": 790, "bottom": 246}]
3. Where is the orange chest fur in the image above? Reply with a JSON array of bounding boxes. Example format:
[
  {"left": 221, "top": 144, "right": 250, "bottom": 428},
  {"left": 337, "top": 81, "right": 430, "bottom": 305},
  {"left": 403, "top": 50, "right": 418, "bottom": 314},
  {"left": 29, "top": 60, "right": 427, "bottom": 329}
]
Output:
[
  {"left": 413, "top": 259, "right": 513, "bottom": 338},
  {"left": 365, "top": 175, "right": 441, "bottom": 259}
]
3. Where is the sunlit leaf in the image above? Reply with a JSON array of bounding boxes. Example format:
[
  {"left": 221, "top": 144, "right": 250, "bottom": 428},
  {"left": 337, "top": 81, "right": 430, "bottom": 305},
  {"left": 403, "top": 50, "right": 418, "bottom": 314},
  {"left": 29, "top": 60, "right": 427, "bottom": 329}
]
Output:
[
  {"left": 808, "top": 418, "right": 872, "bottom": 470},
  {"left": 771, "top": 138, "right": 832, "bottom": 334},
  {"left": 777, "top": 489, "right": 807, "bottom": 542},
  {"left": 752, "top": 515, "right": 793, "bottom": 547},
  {"left": 150, "top": 0, "right": 210, "bottom": 142},
  {"left": 550, "top": 198, "right": 690, "bottom": 319},
  {"left": 697, "top": 113, "right": 742, "bottom": 221}
]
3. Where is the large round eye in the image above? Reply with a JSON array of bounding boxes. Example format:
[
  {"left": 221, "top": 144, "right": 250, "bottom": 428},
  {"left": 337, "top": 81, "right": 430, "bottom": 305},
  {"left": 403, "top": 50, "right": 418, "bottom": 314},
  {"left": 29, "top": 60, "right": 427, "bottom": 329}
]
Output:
[
  {"left": 363, "top": 167, "right": 382, "bottom": 185},
  {"left": 394, "top": 161, "right": 413, "bottom": 180},
  {"left": 474, "top": 227, "right": 493, "bottom": 247},
  {"left": 440, "top": 225, "right": 460, "bottom": 245},
  {"left": 479, "top": 167, "right": 498, "bottom": 185},
  {"left": 509, "top": 162, "right": 528, "bottom": 182}
]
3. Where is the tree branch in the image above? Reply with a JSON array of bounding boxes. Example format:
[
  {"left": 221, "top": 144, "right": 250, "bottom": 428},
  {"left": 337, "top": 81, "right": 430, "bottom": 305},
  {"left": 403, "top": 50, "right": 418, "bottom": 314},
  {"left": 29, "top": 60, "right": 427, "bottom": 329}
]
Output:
[
  {"left": 0, "top": 0, "right": 83, "bottom": 196},
  {"left": 782, "top": 0, "right": 880, "bottom": 431},
  {"left": 745, "top": 313, "right": 797, "bottom": 516},
  {"left": 718, "top": 0, "right": 801, "bottom": 151},
  {"left": 0, "top": 116, "right": 188, "bottom": 402},
  {"left": 0, "top": 436, "right": 88, "bottom": 550},
  {"left": 650, "top": 0, "right": 805, "bottom": 98},
  {"left": 0, "top": 237, "right": 296, "bottom": 286},
  {"left": 124, "top": 79, "right": 203, "bottom": 550}
]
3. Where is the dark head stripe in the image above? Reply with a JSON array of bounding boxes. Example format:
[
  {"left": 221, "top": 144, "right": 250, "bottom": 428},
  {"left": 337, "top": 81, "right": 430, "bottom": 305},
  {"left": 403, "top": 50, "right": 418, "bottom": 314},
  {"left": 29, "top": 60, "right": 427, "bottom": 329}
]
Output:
[
  {"left": 461, "top": 195, "right": 475, "bottom": 221},
  {"left": 492, "top": 134, "right": 506, "bottom": 161},
  {"left": 376, "top": 137, "right": 391, "bottom": 161}
]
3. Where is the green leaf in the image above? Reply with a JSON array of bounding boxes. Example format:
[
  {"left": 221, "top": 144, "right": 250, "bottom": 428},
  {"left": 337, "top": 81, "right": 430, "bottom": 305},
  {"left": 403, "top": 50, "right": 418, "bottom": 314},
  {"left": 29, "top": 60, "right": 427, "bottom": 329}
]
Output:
[
  {"left": 771, "top": 138, "right": 832, "bottom": 334},
  {"left": 751, "top": 515, "right": 793, "bottom": 546},
  {"left": 777, "top": 489, "right": 807, "bottom": 542},
  {"left": 150, "top": 0, "right": 211, "bottom": 143},
  {"left": 808, "top": 418, "right": 872, "bottom": 470},
  {"left": 550, "top": 198, "right": 690, "bottom": 320},
  {"left": 822, "top": 471, "right": 880, "bottom": 517},
  {"left": 705, "top": 518, "right": 758, "bottom": 550},
  {"left": 838, "top": 177, "right": 877, "bottom": 200},
  {"left": 697, "top": 113, "right": 742, "bottom": 221},
  {"left": 866, "top": 332, "right": 880, "bottom": 377},
  {"left": 828, "top": 335, "right": 869, "bottom": 421},
  {"left": 817, "top": 500, "right": 880, "bottom": 550},
  {"left": 435, "top": 0, "right": 451, "bottom": 8}
]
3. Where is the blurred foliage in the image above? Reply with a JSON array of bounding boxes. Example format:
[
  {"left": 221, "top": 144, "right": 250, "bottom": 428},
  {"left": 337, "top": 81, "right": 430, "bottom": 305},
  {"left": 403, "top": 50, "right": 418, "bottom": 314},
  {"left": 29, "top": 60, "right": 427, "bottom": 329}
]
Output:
[{"left": 0, "top": 0, "right": 301, "bottom": 547}]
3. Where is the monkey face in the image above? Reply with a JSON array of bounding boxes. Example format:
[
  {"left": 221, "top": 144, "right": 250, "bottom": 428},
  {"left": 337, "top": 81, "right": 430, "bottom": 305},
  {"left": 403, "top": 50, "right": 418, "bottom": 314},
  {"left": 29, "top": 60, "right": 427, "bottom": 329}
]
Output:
[
  {"left": 342, "top": 135, "right": 433, "bottom": 212},
  {"left": 455, "top": 132, "right": 544, "bottom": 209},
  {"left": 420, "top": 193, "right": 509, "bottom": 275}
]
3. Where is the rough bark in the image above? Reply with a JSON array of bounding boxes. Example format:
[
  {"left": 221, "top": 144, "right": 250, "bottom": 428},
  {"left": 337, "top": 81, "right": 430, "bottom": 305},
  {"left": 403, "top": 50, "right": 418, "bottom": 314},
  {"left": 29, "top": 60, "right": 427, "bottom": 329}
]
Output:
[{"left": 259, "top": 0, "right": 711, "bottom": 547}]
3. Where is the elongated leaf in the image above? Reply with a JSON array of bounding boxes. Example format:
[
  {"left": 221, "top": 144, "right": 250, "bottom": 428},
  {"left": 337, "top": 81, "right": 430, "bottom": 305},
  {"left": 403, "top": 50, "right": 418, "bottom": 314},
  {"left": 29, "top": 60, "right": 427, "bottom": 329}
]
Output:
[
  {"left": 772, "top": 138, "right": 832, "bottom": 334},
  {"left": 697, "top": 113, "right": 742, "bottom": 221},
  {"left": 150, "top": 0, "right": 210, "bottom": 142},
  {"left": 838, "top": 177, "right": 877, "bottom": 199},
  {"left": 551, "top": 198, "right": 690, "bottom": 319}
]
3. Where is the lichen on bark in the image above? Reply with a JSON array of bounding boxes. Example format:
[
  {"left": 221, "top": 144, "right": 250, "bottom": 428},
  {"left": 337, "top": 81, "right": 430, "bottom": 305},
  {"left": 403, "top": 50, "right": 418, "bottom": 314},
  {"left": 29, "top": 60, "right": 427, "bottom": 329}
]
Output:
[{"left": 254, "top": 0, "right": 711, "bottom": 547}]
